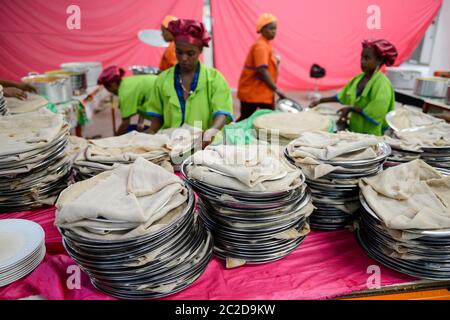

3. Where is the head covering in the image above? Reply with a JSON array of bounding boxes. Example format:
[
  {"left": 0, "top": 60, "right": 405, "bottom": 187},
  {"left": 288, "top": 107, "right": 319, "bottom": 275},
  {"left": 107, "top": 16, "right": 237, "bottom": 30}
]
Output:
[
  {"left": 362, "top": 39, "right": 398, "bottom": 66},
  {"left": 168, "top": 19, "right": 211, "bottom": 48},
  {"left": 256, "top": 13, "right": 277, "bottom": 33},
  {"left": 162, "top": 15, "right": 178, "bottom": 29},
  {"left": 97, "top": 66, "right": 125, "bottom": 86}
]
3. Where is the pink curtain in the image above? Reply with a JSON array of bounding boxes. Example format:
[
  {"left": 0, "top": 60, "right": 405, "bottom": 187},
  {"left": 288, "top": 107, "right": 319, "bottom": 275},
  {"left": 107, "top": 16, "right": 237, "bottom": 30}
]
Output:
[
  {"left": 211, "top": 0, "right": 442, "bottom": 90},
  {"left": 0, "top": 0, "right": 203, "bottom": 80}
]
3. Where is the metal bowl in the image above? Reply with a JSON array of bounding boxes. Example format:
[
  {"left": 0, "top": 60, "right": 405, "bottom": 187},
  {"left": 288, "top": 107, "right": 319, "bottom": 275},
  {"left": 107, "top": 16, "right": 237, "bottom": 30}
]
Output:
[
  {"left": 276, "top": 98, "right": 303, "bottom": 113},
  {"left": 128, "top": 65, "right": 160, "bottom": 75}
]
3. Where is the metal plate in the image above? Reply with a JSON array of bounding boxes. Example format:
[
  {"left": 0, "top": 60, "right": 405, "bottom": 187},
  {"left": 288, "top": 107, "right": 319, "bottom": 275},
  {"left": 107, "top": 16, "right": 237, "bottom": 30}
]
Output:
[
  {"left": 284, "top": 142, "right": 391, "bottom": 167},
  {"left": 181, "top": 158, "right": 305, "bottom": 199},
  {"left": 60, "top": 204, "right": 213, "bottom": 299}
]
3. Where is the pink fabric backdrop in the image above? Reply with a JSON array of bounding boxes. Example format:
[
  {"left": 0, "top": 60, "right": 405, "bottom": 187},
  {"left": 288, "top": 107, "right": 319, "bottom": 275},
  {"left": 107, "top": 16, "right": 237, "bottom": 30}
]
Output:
[
  {"left": 0, "top": 207, "right": 415, "bottom": 300},
  {"left": 0, "top": 0, "right": 203, "bottom": 80},
  {"left": 211, "top": 0, "right": 442, "bottom": 90}
]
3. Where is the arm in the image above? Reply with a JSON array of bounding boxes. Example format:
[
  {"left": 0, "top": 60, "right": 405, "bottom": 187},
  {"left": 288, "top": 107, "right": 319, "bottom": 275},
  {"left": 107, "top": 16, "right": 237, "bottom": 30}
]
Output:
[
  {"left": 116, "top": 117, "right": 131, "bottom": 136},
  {"left": 202, "top": 115, "right": 227, "bottom": 149},
  {"left": 145, "top": 116, "right": 163, "bottom": 134},
  {"left": 3, "top": 87, "right": 28, "bottom": 100},
  {"left": 309, "top": 95, "right": 339, "bottom": 108},
  {"left": 136, "top": 114, "right": 145, "bottom": 131},
  {"left": 0, "top": 80, "right": 37, "bottom": 93},
  {"left": 256, "top": 67, "right": 287, "bottom": 99}
]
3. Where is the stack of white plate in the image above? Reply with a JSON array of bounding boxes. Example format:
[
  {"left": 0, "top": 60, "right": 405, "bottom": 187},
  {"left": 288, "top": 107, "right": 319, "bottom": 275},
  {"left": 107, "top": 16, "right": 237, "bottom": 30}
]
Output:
[
  {"left": 0, "top": 86, "right": 7, "bottom": 116},
  {"left": 0, "top": 111, "right": 71, "bottom": 212},
  {"left": 182, "top": 155, "right": 312, "bottom": 266},
  {"left": 285, "top": 141, "right": 391, "bottom": 231},
  {"left": 0, "top": 219, "right": 46, "bottom": 287}
]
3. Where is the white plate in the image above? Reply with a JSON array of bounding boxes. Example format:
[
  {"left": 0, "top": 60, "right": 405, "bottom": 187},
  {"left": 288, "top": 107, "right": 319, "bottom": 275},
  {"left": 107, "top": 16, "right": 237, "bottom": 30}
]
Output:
[
  {"left": 138, "top": 29, "right": 168, "bottom": 48},
  {"left": 0, "top": 219, "right": 45, "bottom": 271},
  {"left": 0, "top": 245, "right": 45, "bottom": 287},
  {"left": 0, "top": 240, "right": 44, "bottom": 274},
  {"left": 0, "top": 244, "right": 45, "bottom": 280}
]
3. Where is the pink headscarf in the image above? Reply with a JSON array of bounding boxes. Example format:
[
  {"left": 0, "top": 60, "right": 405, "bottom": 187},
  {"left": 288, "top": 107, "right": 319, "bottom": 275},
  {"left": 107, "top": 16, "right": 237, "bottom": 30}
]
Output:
[
  {"left": 362, "top": 39, "right": 398, "bottom": 66},
  {"left": 97, "top": 66, "right": 125, "bottom": 86},
  {"left": 168, "top": 19, "right": 211, "bottom": 48}
]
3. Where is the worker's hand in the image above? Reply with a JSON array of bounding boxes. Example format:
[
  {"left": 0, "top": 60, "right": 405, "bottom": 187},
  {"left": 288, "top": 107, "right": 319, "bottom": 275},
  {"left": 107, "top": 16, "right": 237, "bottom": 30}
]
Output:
[
  {"left": 337, "top": 107, "right": 353, "bottom": 123},
  {"left": 309, "top": 98, "right": 321, "bottom": 108},
  {"left": 136, "top": 123, "right": 147, "bottom": 132},
  {"left": 144, "top": 127, "right": 156, "bottom": 135},
  {"left": 17, "top": 82, "right": 37, "bottom": 93},
  {"left": 202, "top": 128, "right": 219, "bottom": 149},
  {"left": 275, "top": 89, "right": 288, "bottom": 100},
  {"left": 3, "top": 87, "right": 28, "bottom": 100}
]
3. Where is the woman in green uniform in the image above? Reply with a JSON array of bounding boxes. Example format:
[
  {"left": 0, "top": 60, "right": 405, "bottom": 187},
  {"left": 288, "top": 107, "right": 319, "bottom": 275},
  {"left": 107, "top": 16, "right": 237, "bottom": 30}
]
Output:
[
  {"left": 309, "top": 39, "right": 398, "bottom": 136},
  {"left": 144, "top": 19, "right": 234, "bottom": 148},
  {"left": 97, "top": 66, "right": 156, "bottom": 135}
]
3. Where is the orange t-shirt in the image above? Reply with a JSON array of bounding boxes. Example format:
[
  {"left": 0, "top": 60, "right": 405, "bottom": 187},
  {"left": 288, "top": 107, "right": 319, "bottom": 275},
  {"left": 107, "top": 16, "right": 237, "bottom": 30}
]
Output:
[
  {"left": 159, "top": 42, "right": 177, "bottom": 71},
  {"left": 237, "top": 36, "right": 278, "bottom": 104}
]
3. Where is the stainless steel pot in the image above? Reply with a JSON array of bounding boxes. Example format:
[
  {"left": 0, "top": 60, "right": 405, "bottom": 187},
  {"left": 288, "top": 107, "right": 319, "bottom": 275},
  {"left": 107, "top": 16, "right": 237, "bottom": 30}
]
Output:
[
  {"left": 61, "top": 62, "right": 102, "bottom": 87},
  {"left": 386, "top": 67, "right": 421, "bottom": 90},
  {"left": 46, "top": 69, "right": 87, "bottom": 96},
  {"left": 22, "top": 73, "right": 72, "bottom": 104},
  {"left": 413, "top": 77, "right": 448, "bottom": 98},
  {"left": 446, "top": 82, "right": 450, "bottom": 105},
  {"left": 129, "top": 65, "right": 160, "bottom": 75}
]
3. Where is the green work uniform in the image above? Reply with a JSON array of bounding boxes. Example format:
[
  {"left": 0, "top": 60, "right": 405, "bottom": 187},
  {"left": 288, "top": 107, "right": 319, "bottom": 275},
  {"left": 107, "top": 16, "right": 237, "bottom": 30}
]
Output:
[
  {"left": 337, "top": 71, "right": 395, "bottom": 136},
  {"left": 118, "top": 75, "right": 156, "bottom": 119},
  {"left": 143, "top": 63, "right": 234, "bottom": 130}
]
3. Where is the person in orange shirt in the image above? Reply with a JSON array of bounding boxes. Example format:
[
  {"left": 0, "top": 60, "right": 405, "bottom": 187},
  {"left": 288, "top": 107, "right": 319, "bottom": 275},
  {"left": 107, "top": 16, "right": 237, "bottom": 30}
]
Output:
[
  {"left": 159, "top": 15, "right": 178, "bottom": 72},
  {"left": 237, "top": 13, "right": 287, "bottom": 121}
]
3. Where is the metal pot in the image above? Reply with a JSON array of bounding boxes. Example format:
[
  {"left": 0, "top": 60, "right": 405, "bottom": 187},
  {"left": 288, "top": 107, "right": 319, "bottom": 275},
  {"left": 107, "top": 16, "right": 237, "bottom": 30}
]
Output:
[
  {"left": 413, "top": 77, "right": 448, "bottom": 98},
  {"left": 386, "top": 67, "right": 421, "bottom": 90},
  {"left": 61, "top": 62, "right": 102, "bottom": 87},
  {"left": 46, "top": 69, "right": 87, "bottom": 96},
  {"left": 22, "top": 73, "right": 72, "bottom": 104},
  {"left": 446, "top": 82, "right": 450, "bottom": 105},
  {"left": 129, "top": 65, "right": 160, "bottom": 75}
]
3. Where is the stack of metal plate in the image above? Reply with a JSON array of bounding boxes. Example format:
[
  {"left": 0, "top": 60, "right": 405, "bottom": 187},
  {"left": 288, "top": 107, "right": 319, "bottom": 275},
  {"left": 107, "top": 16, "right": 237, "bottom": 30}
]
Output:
[
  {"left": 419, "top": 146, "right": 450, "bottom": 169},
  {"left": 59, "top": 186, "right": 214, "bottom": 299},
  {"left": 0, "top": 86, "right": 7, "bottom": 116},
  {"left": 357, "top": 189, "right": 450, "bottom": 281},
  {"left": 181, "top": 159, "right": 312, "bottom": 266},
  {"left": 69, "top": 135, "right": 171, "bottom": 181},
  {"left": 0, "top": 113, "right": 70, "bottom": 212},
  {"left": 385, "top": 145, "right": 450, "bottom": 170},
  {"left": 384, "top": 120, "right": 450, "bottom": 169},
  {"left": 72, "top": 156, "right": 170, "bottom": 181},
  {"left": 285, "top": 142, "right": 391, "bottom": 231},
  {"left": 385, "top": 147, "right": 421, "bottom": 167}
]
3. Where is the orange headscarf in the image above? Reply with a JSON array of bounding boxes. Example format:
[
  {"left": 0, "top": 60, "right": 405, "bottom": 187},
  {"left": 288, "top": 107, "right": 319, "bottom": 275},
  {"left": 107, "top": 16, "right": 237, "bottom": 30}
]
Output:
[
  {"left": 162, "top": 15, "right": 178, "bottom": 29},
  {"left": 256, "top": 13, "right": 277, "bottom": 33}
]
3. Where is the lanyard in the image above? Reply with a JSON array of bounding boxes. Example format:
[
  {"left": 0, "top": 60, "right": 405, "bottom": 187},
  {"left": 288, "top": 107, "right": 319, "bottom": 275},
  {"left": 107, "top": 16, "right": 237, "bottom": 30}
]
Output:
[{"left": 174, "top": 63, "right": 200, "bottom": 126}]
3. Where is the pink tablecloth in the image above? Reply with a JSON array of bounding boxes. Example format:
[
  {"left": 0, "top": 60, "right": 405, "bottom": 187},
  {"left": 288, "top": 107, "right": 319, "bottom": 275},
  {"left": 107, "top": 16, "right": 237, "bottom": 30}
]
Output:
[{"left": 0, "top": 207, "right": 415, "bottom": 300}]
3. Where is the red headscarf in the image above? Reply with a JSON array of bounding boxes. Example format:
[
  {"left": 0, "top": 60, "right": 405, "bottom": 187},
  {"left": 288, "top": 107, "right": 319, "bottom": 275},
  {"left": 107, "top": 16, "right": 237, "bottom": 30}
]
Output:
[
  {"left": 362, "top": 39, "right": 398, "bottom": 67},
  {"left": 167, "top": 19, "right": 211, "bottom": 48},
  {"left": 97, "top": 66, "right": 125, "bottom": 86}
]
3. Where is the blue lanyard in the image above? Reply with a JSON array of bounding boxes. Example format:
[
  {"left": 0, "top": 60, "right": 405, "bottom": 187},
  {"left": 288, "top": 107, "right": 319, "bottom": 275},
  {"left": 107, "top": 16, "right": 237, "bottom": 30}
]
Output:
[{"left": 174, "top": 63, "right": 200, "bottom": 126}]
